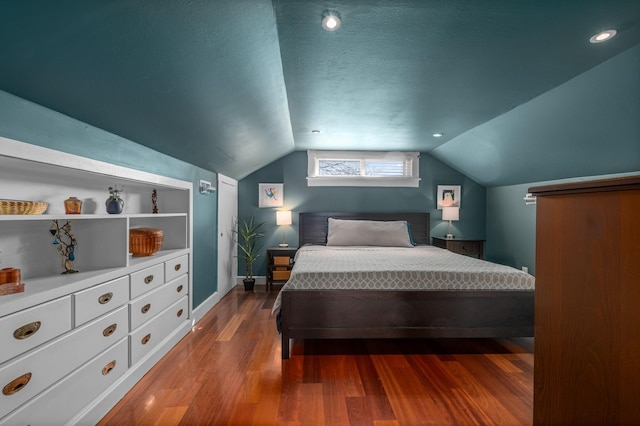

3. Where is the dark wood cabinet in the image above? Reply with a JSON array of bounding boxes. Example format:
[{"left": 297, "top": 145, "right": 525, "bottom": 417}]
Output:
[
  {"left": 431, "top": 237, "right": 484, "bottom": 259},
  {"left": 265, "top": 247, "right": 297, "bottom": 292},
  {"left": 530, "top": 175, "right": 640, "bottom": 425}
]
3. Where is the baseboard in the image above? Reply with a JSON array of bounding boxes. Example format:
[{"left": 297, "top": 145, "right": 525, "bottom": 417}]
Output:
[
  {"left": 192, "top": 290, "right": 221, "bottom": 324},
  {"left": 236, "top": 275, "right": 266, "bottom": 285}
]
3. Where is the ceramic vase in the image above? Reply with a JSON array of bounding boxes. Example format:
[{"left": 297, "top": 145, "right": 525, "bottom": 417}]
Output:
[
  {"left": 64, "top": 197, "right": 82, "bottom": 214},
  {"left": 106, "top": 196, "right": 124, "bottom": 214}
]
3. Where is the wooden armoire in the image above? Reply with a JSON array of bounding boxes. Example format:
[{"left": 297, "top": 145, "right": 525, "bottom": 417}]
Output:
[{"left": 530, "top": 175, "right": 640, "bottom": 425}]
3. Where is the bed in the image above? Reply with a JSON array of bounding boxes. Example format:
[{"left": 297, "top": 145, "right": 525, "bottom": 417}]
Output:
[{"left": 275, "top": 212, "right": 534, "bottom": 359}]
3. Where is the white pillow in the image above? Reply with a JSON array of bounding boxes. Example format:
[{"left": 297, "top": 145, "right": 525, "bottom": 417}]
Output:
[{"left": 326, "top": 218, "right": 414, "bottom": 247}]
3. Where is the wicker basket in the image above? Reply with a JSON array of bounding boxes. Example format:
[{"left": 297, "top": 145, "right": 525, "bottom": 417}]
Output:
[
  {"left": 129, "top": 228, "right": 164, "bottom": 257},
  {"left": 0, "top": 199, "right": 48, "bottom": 215}
]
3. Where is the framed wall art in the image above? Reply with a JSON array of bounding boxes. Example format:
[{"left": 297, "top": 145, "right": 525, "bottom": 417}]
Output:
[
  {"left": 437, "top": 185, "right": 461, "bottom": 209},
  {"left": 259, "top": 183, "right": 284, "bottom": 208}
]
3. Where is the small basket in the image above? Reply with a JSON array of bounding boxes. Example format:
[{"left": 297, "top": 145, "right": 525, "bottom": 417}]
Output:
[
  {"left": 129, "top": 228, "right": 164, "bottom": 257},
  {"left": 273, "top": 256, "right": 290, "bottom": 266},
  {"left": 0, "top": 199, "right": 48, "bottom": 215}
]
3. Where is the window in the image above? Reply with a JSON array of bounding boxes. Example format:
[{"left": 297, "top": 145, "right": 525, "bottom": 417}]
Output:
[{"left": 307, "top": 150, "right": 420, "bottom": 187}]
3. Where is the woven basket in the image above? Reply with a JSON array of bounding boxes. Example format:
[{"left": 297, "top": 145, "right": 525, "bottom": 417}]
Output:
[
  {"left": 129, "top": 228, "right": 164, "bottom": 257},
  {"left": 0, "top": 200, "right": 48, "bottom": 215}
]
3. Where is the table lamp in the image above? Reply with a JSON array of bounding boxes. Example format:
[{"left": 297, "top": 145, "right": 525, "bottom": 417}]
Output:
[
  {"left": 442, "top": 207, "right": 459, "bottom": 239},
  {"left": 276, "top": 210, "right": 292, "bottom": 247}
]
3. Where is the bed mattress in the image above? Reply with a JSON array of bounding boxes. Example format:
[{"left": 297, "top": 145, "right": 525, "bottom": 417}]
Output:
[{"left": 272, "top": 245, "right": 534, "bottom": 313}]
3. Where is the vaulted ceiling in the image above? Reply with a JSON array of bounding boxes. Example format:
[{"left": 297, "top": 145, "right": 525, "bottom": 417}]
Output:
[{"left": 1, "top": 1, "right": 639, "bottom": 186}]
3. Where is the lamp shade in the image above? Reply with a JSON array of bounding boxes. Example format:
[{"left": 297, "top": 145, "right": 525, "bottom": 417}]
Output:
[
  {"left": 276, "top": 210, "right": 292, "bottom": 226},
  {"left": 442, "top": 207, "right": 459, "bottom": 221}
]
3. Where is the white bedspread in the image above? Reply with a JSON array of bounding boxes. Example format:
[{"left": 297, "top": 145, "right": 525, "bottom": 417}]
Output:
[{"left": 272, "top": 245, "right": 534, "bottom": 313}]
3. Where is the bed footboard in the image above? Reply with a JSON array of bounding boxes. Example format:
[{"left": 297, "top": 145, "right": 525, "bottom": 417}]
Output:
[{"left": 280, "top": 289, "right": 534, "bottom": 359}]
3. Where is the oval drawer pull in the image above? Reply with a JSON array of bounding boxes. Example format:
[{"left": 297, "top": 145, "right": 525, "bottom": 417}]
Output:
[
  {"left": 13, "top": 321, "right": 41, "bottom": 340},
  {"left": 103, "top": 324, "right": 117, "bottom": 337},
  {"left": 176, "top": 285, "right": 183, "bottom": 293},
  {"left": 141, "top": 303, "right": 151, "bottom": 314},
  {"left": 177, "top": 308, "right": 184, "bottom": 317},
  {"left": 102, "top": 360, "right": 117, "bottom": 376},
  {"left": 174, "top": 264, "right": 182, "bottom": 272},
  {"left": 98, "top": 292, "right": 113, "bottom": 305},
  {"left": 141, "top": 333, "right": 151, "bottom": 345},
  {"left": 144, "top": 275, "right": 154, "bottom": 284},
  {"left": 3, "top": 373, "right": 32, "bottom": 396}
]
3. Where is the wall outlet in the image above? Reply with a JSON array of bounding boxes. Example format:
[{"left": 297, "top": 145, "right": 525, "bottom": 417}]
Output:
[{"left": 521, "top": 266, "right": 529, "bottom": 273}]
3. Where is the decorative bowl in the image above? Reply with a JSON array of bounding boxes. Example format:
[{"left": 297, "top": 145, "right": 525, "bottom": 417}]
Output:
[
  {"left": 0, "top": 199, "right": 49, "bottom": 215},
  {"left": 129, "top": 228, "right": 164, "bottom": 257}
]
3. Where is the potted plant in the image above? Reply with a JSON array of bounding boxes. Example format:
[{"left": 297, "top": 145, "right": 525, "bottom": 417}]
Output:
[{"left": 235, "top": 216, "right": 265, "bottom": 292}]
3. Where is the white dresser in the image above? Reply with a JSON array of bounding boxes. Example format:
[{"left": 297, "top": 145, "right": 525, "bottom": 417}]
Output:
[{"left": 0, "top": 138, "right": 193, "bottom": 425}]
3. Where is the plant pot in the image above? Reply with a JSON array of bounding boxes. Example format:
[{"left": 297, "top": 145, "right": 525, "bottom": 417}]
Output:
[{"left": 243, "top": 278, "right": 255, "bottom": 292}]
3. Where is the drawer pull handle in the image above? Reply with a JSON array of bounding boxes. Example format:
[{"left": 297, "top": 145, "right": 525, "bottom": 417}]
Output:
[
  {"left": 141, "top": 303, "right": 151, "bottom": 314},
  {"left": 174, "top": 264, "right": 182, "bottom": 271},
  {"left": 103, "top": 324, "right": 117, "bottom": 337},
  {"left": 13, "top": 321, "right": 41, "bottom": 340},
  {"left": 177, "top": 285, "right": 183, "bottom": 293},
  {"left": 98, "top": 292, "right": 113, "bottom": 305},
  {"left": 3, "top": 373, "right": 32, "bottom": 396},
  {"left": 177, "top": 308, "right": 184, "bottom": 317},
  {"left": 141, "top": 333, "right": 151, "bottom": 345},
  {"left": 144, "top": 275, "right": 154, "bottom": 284},
  {"left": 102, "top": 360, "right": 117, "bottom": 376}
]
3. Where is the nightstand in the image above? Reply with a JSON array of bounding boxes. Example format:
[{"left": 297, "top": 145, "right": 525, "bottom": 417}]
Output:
[
  {"left": 266, "top": 247, "right": 298, "bottom": 292},
  {"left": 432, "top": 237, "right": 485, "bottom": 259}
]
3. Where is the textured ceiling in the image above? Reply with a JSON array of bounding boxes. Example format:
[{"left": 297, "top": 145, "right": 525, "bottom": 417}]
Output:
[{"left": 0, "top": 1, "right": 639, "bottom": 185}]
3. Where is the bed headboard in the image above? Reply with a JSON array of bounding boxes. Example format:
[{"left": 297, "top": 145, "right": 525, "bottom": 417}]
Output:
[{"left": 298, "top": 212, "right": 430, "bottom": 246}]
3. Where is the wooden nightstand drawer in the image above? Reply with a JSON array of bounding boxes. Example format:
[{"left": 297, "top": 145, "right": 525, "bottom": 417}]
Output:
[{"left": 432, "top": 237, "right": 485, "bottom": 259}]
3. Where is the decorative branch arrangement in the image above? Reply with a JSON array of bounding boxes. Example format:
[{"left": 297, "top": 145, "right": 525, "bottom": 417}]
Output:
[{"left": 50, "top": 220, "right": 78, "bottom": 274}]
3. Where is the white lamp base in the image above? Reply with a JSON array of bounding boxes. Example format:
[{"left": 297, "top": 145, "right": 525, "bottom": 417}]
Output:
[
  {"left": 445, "top": 234, "right": 455, "bottom": 239},
  {"left": 279, "top": 243, "right": 289, "bottom": 247}
]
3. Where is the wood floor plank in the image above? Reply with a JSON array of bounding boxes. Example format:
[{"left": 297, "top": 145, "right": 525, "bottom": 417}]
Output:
[{"left": 98, "top": 286, "right": 533, "bottom": 426}]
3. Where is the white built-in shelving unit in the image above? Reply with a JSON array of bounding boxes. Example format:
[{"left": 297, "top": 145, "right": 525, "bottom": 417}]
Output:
[{"left": 0, "top": 136, "right": 193, "bottom": 425}]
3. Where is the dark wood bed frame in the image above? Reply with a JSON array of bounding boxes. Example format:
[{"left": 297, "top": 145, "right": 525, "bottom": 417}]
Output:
[{"left": 279, "top": 212, "right": 534, "bottom": 359}]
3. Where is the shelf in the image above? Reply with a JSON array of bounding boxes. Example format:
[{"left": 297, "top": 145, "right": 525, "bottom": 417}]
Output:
[{"left": 0, "top": 213, "right": 187, "bottom": 221}]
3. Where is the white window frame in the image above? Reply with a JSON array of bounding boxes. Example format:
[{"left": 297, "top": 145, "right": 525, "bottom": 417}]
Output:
[{"left": 307, "top": 150, "right": 421, "bottom": 187}]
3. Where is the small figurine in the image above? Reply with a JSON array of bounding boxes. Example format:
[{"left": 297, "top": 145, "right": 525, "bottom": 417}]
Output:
[{"left": 152, "top": 189, "right": 158, "bottom": 214}]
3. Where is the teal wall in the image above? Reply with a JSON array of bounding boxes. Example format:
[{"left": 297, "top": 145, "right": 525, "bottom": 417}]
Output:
[
  {"left": 485, "top": 183, "right": 536, "bottom": 274},
  {"left": 0, "top": 90, "right": 218, "bottom": 308},
  {"left": 239, "top": 151, "right": 487, "bottom": 276},
  {"left": 486, "top": 171, "right": 640, "bottom": 276}
]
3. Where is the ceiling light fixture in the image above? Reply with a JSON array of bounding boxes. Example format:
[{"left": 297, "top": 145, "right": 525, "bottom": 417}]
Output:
[
  {"left": 590, "top": 29, "right": 617, "bottom": 44},
  {"left": 433, "top": 132, "right": 444, "bottom": 138},
  {"left": 311, "top": 129, "right": 320, "bottom": 134},
  {"left": 322, "top": 10, "right": 341, "bottom": 31}
]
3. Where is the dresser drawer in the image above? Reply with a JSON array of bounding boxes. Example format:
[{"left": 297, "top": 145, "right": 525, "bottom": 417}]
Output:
[
  {"left": 130, "top": 263, "right": 165, "bottom": 299},
  {"left": 0, "top": 305, "right": 128, "bottom": 418},
  {"left": 74, "top": 276, "right": 129, "bottom": 326},
  {"left": 130, "top": 274, "right": 188, "bottom": 330},
  {"left": 129, "top": 296, "right": 188, "bottom": 366},
  {"left": 165, "top": 254, "right": 189, "bottom": 282},
  {"left": 1, "top": 338, "right": 128, "bottom": 426},
  {"left": 0, "top": 296, "right": 72, "bottom": 365}
]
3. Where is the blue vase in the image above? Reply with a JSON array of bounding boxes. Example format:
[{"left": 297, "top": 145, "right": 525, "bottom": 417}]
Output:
[{"left": 106, "top": 196, "right": 124, "bottom": 214}]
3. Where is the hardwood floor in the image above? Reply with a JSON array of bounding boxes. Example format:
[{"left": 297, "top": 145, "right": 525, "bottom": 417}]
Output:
[{"left": 98, "top": 286, "right": 533, "bottom": 425}]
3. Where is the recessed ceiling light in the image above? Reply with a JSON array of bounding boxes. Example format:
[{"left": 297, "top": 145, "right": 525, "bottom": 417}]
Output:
[
  {"left": 311, "top": 129, "right": 321, "bottom": 134},
  {"left": 590, "top": 29, "right": 617, "bottom": 44},
  {"left": 433, "top": 132, "right": 444, "bottom": 138},
  {"left": 322, "top": 10, "right": 341, "bottom": 31}
]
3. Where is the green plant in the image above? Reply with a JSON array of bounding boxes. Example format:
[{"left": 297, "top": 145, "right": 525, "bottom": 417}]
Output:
[{"left": 235, "top": 216, "right": 265, "bottom": 280}]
